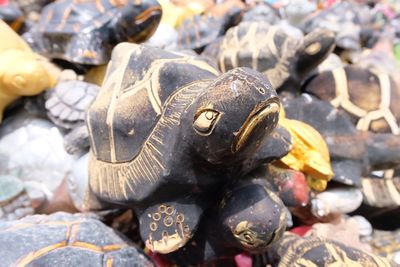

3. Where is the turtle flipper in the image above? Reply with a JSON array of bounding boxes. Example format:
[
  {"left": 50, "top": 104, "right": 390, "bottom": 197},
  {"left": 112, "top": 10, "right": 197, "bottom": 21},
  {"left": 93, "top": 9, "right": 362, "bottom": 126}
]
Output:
[
  {"left": 137, "top": 197, "right": 206, "bottom": 254},
  {"left": 365, "top": 132, "right": 400, "bottom": 172}
]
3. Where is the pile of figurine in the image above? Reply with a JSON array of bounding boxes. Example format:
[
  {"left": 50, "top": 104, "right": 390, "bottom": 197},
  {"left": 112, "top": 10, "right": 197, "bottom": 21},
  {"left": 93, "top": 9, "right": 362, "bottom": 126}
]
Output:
[{"left": 0, "top": 0, "right": 400, "bottom": 266}]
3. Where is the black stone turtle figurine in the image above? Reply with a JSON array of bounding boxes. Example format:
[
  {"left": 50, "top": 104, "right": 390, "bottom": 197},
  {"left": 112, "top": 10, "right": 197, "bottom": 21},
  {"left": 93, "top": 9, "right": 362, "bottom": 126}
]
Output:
[
  {"left": 283, "top": 94, "right": 400, "bottom": 186},
  {"left": 300, "top": 1, "right": 373, "bottom": 51},
  {"left": 303, "top": 66, "right": 400, "bottom": 135},
  {"left": 168, "top": 177, "right": 287, "bottom": 266},
  {"left": 86, "top": 43, "right": 281, "bottom": 254},
  {"left": 24, "top": 0, "right": 162, "bottom": 66},
  {"left": 45, "top": 80, "right": 99, "bottom": 154},
  {"left": 265, "top": 232, "right": 396, "bottom": 266},
  {"left": 218, "top": 21, "right": 335, "bottom": 94},
  {"left": 177, "top": 7, "right": 242, "bottom": 52},
  {"left": 0, "top": 212, "right": 154, "bottom": 266}
]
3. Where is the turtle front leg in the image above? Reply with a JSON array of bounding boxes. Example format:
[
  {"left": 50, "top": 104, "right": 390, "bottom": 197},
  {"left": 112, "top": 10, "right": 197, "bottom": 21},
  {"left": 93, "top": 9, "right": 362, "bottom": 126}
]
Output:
[{"left": 136, "top": 196, "right": 207, "bottom": 254}]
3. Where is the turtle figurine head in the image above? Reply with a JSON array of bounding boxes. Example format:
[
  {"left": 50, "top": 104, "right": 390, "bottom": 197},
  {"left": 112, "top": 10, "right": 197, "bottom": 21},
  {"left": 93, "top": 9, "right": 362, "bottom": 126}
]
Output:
[
  {"left": 218, "top": 178, "right": 287, "bottom": 253},
  {"left": 115, "top": 0, "right": 162, "bottom": 43},
  {"left": 292, "top": 29, "right": 335, "bottom": 81},
  {"left": 189, "top": 67, "right": 280, "bottom": 164}
]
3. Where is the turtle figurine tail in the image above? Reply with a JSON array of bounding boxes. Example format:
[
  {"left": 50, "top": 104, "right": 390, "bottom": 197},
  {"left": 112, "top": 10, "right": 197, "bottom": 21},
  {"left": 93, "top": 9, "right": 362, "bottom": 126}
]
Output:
[
  {"left": 293, "top": 29, "right": 335, "bottom": 82},
  {"left": 364, "top": 132, "right": 400, "bottom": 172}
]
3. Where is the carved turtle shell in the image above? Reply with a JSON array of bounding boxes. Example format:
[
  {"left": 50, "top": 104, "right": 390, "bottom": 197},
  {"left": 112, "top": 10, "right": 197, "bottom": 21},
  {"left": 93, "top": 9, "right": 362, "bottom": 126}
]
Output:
[
  {"left": 45, "top": 80, "right": 99, "bottom": 130},
  {"left": 303, "top": 66, "right": 400, "bottom": 134},
  {"left": 0, "top": 212, "right": 154, "bottom": 266},
  {"left": 267, "top": 232, "right": 395, "bottom": 266},
  {"left": 218, "top": 21, "right": 335, "bottom": 92},
  {"left": 177, "top": 8, "right": 242, "bottom": 52},
  {"left": 24, "top": 0, "right": 162, "bottom": 65}
]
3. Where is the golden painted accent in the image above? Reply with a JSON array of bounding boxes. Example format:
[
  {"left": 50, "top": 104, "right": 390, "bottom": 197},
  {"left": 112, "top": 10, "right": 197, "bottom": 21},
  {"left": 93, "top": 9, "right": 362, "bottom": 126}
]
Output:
[
  {"left": 152, "top": 212, "right": 161, "bottom": 221},
  {"left": 95, "top": 0, "right": 105, "bottom": 13},
  {"left": 232, "top": 101, "right": 279, "bottom": 153},
  {"left": 331, "top": 68, "right": 399, "bottom": 134},
  {"left": 176, "top": 214, "right": 184, "bottom": 223},
  {"left": 146, "top": 232, "right": 185, "bottom": 254},
  {"left": 135, "top": 6, "right": 162, "bottom": 24},
  {"left": 102, "top": 244, "right": 125, "bottom": 251},
  {"left": 82, "top": 50, "right": 98, "bottom": 59},
  {"left": 13, "top": 242, "right": 67, "bottom": 266},
  {"left": 106, "top": 257, "right": 113, "bottom": 267},
  {"left": 305, "top": 42, "right": 322, "bottom": 55},
  {"left": 159, "top": 205, "right": 166, "bottom": 213},
  {"left": 56, "top": 7, "right": 72, "bottom": 30},
  {"left": 193, "top": 109, "right": 221, "bottom": 136},
  {"left": 233, "top": 221, "right": 268, "bottom": 249},
  {"left": 150, "top": 222, "right": 157, "bottom": 231},
  {"left": 166, "top": 206, "right": 173, "bottom": 215},
  {"left": 278, "top": 117, "right": 333, "bottom": 191},
  {"left": 0, "top": 21, "right": 57, "bottom": 121},
  {"left": 163, "top": 216, "right": 173, "bottom": 227}
]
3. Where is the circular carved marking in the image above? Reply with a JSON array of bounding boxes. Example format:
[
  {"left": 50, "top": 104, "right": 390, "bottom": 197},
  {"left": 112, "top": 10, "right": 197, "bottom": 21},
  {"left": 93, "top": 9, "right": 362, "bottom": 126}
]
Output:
[
  {"left": 159, "top": 205, "right": 166, "bottom": 213},
  {"left": 150, "top": 222, "right": 157, "bottom": 231},
  {"left": 152, "top": 213, "right": 161, "bottom": 221},
  {"left": 166, "top": 206, "right": 173, "bottom": 215},
  {"left": 176, "top": 214, "right": 184, "bottom": 223},
  {"left": 164, "top": 216, "right": 174, "bottom": 227}
]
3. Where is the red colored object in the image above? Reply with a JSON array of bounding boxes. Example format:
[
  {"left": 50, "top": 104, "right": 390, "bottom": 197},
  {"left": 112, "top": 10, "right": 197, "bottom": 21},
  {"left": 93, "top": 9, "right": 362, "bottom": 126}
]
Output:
[
  {"left": 0, "top": 0, "right": 9, "bottom": 6},
  {"left": 290, "top": 225, "right": 312, "bottom": 237},
  {"left": 234, "top": 253, "right": 252, "bottom": 267}
]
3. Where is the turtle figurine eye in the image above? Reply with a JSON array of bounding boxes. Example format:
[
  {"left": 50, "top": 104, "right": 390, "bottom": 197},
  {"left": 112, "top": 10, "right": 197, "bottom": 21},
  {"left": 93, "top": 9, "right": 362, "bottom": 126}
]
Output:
[
  {"left": 305, "top": 42, "right": 322, "bottom": 55},
  {"left": 193, "top": 109, "right": 221, "bottom": 136}
]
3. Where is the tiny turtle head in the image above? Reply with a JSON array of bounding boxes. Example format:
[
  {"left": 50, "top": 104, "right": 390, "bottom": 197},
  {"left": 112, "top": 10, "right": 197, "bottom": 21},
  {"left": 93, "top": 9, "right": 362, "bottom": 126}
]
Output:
[
  {"left": 294, "top": 29, "right": 335, "bottom": 80},
  {"left": 117, "top": 0, "right": 162, "bottom": 43},
  {"left": 219, "top": 180, "right": 287, "bottom": 253},
  {"left": 191, "top": 67, "right": 280, "bottom": 164}
]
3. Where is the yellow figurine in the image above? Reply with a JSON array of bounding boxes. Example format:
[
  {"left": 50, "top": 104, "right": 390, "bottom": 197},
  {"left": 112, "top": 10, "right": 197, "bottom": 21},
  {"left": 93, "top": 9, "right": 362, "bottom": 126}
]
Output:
[
  {"left": 277, "top": 108, "right": 334, "bottom": 191},
  {"left": 0, "top": 20, "right": 56, "bottom": 121}
]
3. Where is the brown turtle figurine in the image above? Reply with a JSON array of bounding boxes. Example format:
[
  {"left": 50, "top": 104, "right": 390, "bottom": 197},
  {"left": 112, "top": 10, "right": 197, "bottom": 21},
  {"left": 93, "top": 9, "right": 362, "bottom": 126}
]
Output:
[
  {"left": 86, "top": 43, "right": 281, "bottom": 254},
  {"left": 218, "top": 21, "right": 335, "bottom": 93},
  {"left": 24, "top": 0, "right": 162, "bottom": 67},
  {"left": 0, "top": 212, "right": 154, "bottom": 266},
  {"left": 303, "top": 66, "right": 400, "bottom": 134}
]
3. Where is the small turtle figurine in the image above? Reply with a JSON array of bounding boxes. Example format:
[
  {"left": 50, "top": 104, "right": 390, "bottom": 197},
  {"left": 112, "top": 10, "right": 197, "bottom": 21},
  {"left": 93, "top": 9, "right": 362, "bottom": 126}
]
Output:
[
  {"left": 283, "top": 94, "right": 400, "bottom": 186},
  {"left": 45, "top": 80, "right": 100, "bottom": 154},
  {"left": 24, "top": 0, "right": 162, "bottom": 66},
  {"left": 300, "top": 1, "right": 372, "bottom": 51},
  {"left": 87, "top": 43, "right": 281, "bottom": 254},
  {"left": 177, "top": 7, "right": 243, "bottom": 52},
  {"left": 0, "top": 212, "right": 155, "bottom": 266},
  {"left": 169, "top": 177, "right": 287, "bottom": 266},
  {"left": 303, "top": 66, "right": 400, "bottom": 134},
  {"left": 0, "top": 20, "right": 56, "bottom": 121},
  {"left": 218, "top": 21, "right": 335, "bottom": 93},
  {"left": 265, "top": 232, "right": 396, "bottom": 266}
]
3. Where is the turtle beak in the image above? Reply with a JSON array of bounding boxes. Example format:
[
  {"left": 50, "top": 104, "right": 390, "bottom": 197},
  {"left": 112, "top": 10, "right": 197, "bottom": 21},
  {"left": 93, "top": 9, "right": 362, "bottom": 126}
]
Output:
[{"left": 232, "top": 99, "right": 280, "bottom": 153}]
